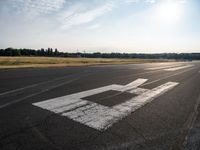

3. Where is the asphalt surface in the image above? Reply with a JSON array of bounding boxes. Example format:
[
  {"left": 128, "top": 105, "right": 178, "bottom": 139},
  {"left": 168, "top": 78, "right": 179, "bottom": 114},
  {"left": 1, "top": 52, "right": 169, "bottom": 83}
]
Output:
[{"left": 0, "top": 61, "right": 200, "bottom": 150}]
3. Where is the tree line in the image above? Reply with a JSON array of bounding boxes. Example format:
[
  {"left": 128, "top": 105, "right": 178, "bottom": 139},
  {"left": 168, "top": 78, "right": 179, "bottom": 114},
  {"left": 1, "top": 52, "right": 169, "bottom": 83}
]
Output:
[
  {"left": 0, "top": 47, "right": 200, "bottom": 60},
  {"left": 0, "top": 48, "right": 60, "bottom": 57}
]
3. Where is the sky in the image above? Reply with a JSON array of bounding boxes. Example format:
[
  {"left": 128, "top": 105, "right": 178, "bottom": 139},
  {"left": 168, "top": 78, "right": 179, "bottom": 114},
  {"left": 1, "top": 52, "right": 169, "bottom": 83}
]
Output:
[{"left": 0, "top": 0, "right": 200, "bottom": 53}]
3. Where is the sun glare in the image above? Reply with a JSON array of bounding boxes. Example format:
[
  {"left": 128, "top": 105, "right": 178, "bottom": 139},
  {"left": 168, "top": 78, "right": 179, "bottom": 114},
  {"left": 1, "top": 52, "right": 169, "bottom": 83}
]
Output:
[{"left": 155, "top": 1, "right": 183, "bottom": 24}]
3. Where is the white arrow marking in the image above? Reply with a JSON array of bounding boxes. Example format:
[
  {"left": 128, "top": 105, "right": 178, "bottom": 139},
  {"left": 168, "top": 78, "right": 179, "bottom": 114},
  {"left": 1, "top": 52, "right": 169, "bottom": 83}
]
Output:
[{"left": 33, "top": 79, "right": 178, "bottom": 131}]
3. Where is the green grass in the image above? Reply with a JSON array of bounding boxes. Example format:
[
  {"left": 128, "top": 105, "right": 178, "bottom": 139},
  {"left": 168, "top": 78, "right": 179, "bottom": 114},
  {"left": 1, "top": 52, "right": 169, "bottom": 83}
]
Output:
[{"left": 0, "top": 56, "right": 170, "bottom": 69}]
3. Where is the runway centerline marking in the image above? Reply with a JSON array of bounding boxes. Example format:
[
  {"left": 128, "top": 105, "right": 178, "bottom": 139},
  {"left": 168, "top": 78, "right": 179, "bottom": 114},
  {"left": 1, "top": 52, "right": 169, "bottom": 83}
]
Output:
[{"left": 33, "top": 78, "right": 179, "bottom": 131}]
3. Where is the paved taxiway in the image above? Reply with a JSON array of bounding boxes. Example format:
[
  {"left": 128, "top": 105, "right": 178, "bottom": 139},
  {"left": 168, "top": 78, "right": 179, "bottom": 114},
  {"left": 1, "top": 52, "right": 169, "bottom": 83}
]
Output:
[{"left": 0, "top": 61, "right": 200, "bottom": 150}]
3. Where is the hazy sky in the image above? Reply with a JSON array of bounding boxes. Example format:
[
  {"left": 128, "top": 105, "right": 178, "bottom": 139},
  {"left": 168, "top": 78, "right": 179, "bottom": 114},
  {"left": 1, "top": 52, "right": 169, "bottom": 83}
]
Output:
[{"left": 0, "top": 0, "right": 200, "bottom": 53}]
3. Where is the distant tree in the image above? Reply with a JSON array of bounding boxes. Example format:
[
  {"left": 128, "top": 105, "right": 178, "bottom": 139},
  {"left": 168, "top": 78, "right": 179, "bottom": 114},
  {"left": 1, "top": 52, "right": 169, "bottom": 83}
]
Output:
[
  {"left": 50, "top": 48, "right": 53, "bottom": 56},
  {"left": 5, "top": 48, "right": 14, "bottom": 56},
  {"left": 46, "top": 48, "right": 53, "bottom": 56},
  {"left": 54, "top": 48, "right": 58, "bottom": 56},
  {"left": 41, "top": 48, "right": 45, "bottom": 56},
  {"left": 0, "top": 49, "right": 4, "bottom": 56}
]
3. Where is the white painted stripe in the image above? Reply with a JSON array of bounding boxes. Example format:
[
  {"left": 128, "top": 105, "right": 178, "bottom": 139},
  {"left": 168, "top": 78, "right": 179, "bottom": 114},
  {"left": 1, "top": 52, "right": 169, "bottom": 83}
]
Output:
[
  {"left": 35, "top": 98, "right": 122, "bottom": 130},
  {"left": 33, "top": 78, "right": 148, "bottom": 111},
  {"left": 116, "top": 79, "right": 147, "bottom": 92},
  {"left": 164, "top": 65, "right": 194, "bottom": 71},
  {"left": 62, "top": 103, "right": 122, "bottom": 130},
  {"left": 33, "top": 79, "right": 178, "bottom": 131},
  {"left": 113, "top": 82, "right": 178, "bottom": 113},
  {"left": 63, "top": 78, "right": 148, "bottom": 99},
  {"left": 117, "top": 78, "right": 148, "bottom": 92},
  {"left": 129, "top": 88, "right": 150, "bottom": 95},
  {"left": 0, "top": 75, "right": 72, "bottom": 97},
  {"left": 67, "top": 85, "right": 122, "bottom": 99},
  {"left": 33, "top": 79, "right": 148, "bottom": 113},
  {"left": 146, "top": 65, "right": 181, "bottom": 70},
  {"left": 141, "top": 67, "right": 194, "bottom": 87},
  {"left": 33, "top": 98, "right": 89, "bottom": 114},
  {"left": 33, "top": 84, "right": 121, "bottom": 107}
]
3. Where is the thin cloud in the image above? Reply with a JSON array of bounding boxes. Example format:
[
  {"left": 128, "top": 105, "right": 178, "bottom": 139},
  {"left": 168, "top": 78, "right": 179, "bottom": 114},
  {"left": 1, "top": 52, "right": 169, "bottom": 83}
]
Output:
[
  {"left": 125, "top": 0, "right": 156, "bottom": 4},
  {"left": 145, "top": 0, "right": 156, "bottom": 4},
  {"left": 59, "top": 1, "right": 114, "bottom": 29},
  {"left": 11, "top": 0, "right": 65, "bottom": 17},
  {"left": 88, "top": 24, "right": 101, "bottom": 30},
  {"left": 179, "top": 0, "right": 187, "bottom": 4},
  {"left": 125, "top": 0, "right": 140, "bottom": 3}
]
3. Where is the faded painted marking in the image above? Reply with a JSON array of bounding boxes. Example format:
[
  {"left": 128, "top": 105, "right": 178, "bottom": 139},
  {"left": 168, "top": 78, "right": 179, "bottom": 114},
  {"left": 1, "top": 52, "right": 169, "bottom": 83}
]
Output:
[
  {"left": 117, "top": 78, "right": 148, "bottom": 92},
  {"left": 146, "top": 65, "right": 181, "bottom": 70},
  {"left": 164, "top": 65, "right": 194, "bottom": 71},
  {"left": 62, "top": 103, "right": 122, "bottom": 130},
  {"left": 0, "top": 75, "right": 75, "bottom": 97},
  {"left": 129, "top": 88, "right": 150, "bottom": 95},
  {"left": 33, "top": 79, "right": 178, "bottom": 131},
  {"left": 66, "top": 85, "right": 121, "bottom": 99},
  {"left": 34, "top": 98, "right": 89, "bottom": 114},
  {"left": 113, "top": 82, "right": 178, "bottom": 113}
]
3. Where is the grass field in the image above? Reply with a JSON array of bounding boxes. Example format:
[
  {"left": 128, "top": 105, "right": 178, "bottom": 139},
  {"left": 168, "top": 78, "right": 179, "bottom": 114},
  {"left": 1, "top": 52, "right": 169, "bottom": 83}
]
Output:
[{"left": 0, "top": 57, "right": 170, "bottom": 69}]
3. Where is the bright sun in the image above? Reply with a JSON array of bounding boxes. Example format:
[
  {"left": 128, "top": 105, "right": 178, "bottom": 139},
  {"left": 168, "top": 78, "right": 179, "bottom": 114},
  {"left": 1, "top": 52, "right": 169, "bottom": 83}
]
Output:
[{"left": 155, "top": 1, "right": 183, "bottom": 24}]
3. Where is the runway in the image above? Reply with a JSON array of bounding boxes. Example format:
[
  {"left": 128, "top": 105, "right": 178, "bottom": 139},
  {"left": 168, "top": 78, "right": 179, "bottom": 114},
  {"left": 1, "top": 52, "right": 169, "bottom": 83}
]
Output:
[{"left": 0, "top": 61, "right": 200, "bottom": 150}]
